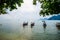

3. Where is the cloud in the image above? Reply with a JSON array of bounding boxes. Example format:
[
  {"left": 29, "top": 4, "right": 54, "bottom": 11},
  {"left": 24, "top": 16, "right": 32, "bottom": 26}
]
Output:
[{"left": 0, "top": 0, "right": 42, "bottom": 23}]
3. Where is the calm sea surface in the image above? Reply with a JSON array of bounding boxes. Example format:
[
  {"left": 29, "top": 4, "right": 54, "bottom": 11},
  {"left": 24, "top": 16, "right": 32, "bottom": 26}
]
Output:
[{"left": 0, "top": 20, "right": 60, "bottom": 40}]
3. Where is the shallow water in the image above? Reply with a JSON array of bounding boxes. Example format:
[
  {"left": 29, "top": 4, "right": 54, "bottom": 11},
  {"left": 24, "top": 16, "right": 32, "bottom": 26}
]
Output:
[{"left": 0, "top": 20, "right": 60, "bottom": 40}]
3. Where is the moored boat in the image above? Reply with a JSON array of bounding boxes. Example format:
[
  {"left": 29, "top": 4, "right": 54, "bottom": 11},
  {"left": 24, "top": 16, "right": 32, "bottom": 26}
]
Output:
[{"left": 56, "top": 23, "right": 60, "bottom": 30}]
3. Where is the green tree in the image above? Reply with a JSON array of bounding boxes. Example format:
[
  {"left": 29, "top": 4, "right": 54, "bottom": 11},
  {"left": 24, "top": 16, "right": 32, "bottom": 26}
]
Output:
[
  {"left": 0, "top": 0, "right": 60, "bottom": 16},
  {"left": 33, "top": 0, "right": 60, "bottom": 16},
  {"left": 0, "top": 0, "right": 23, "bottom": 14}
]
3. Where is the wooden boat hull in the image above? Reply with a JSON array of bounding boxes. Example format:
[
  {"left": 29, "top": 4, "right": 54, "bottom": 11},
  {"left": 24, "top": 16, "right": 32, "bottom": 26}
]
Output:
[{"left": 56, "top": 23, "right": 60, "bottom": 30}]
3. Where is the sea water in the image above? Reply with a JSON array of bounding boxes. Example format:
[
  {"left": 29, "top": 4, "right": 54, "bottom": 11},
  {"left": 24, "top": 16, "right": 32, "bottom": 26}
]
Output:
[{"left": 0, "top": 20, "right": 60, "bottom": 40}]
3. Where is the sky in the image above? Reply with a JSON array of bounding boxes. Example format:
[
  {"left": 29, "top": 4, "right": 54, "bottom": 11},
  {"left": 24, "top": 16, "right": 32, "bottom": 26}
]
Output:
[{"left": 0, "top": 0, "right": 48, "bottom": 23}]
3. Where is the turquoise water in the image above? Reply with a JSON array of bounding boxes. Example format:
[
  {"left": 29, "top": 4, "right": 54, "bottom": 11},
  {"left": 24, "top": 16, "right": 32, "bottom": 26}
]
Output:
[{"left": 0, "top": 20, "right": 60, "bottom": 40}]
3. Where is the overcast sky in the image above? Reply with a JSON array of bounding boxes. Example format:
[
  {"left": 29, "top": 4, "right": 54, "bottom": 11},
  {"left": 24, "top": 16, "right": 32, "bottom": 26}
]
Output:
[{"left": 0, "top": 0, "right": 44, "bottom": 22}]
